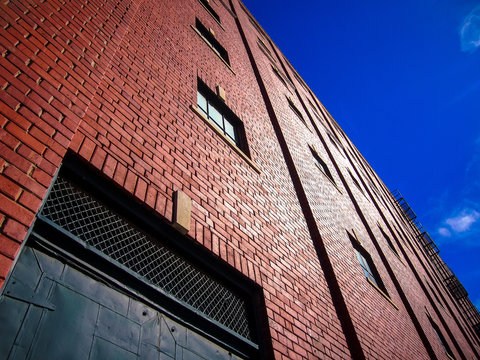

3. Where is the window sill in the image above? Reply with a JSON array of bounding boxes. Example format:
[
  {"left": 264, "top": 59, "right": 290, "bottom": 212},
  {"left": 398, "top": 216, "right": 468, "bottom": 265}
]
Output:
[
  {"left": 366, "top": 277, "right": 399, "bottom": 310},
  {"left": 198, "top": 0, "right": 225, "bottom": 30},
  {"left": 191, "top": 26, "right": 235, "bottom": 75},
  {"left": 190, "top": 105, "right": 261, "bottom": 174}
]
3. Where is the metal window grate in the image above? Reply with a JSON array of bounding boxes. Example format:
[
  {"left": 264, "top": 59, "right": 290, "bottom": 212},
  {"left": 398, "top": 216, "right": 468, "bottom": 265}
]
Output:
[{"left": 41, "top": 177, "right": 252, "bottom": 340}]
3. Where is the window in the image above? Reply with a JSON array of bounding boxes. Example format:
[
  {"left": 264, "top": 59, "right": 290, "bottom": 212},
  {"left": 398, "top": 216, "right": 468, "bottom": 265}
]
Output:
[
  {"left": 194, "top": 18, "right": 229, "bottom": 65},
  {"left": 198, "top": 0, "right": 220, "bottom": 23},
  {"left": 349, "top": 232, "right": 387, "bottom": 293},
  {"left": 428, "top": 316, "right": 454, "bottom": 358},
  {"left": 310, "top": 146, "right": 335, "bottom": 183},
  {"left": 258, "top": 38, "right": 277, "bottom": 63},
  {"left": 308, "top": 100, "right": 322, "bottom": 121},
  {"left": 258, "top": 37, "right": 272, "bottom": 57},
  {"left": 348, "top": 169, "right": 364, "bottom": 194},
  {"left": 272, "top": 65, "right": 288, "bottom": 86},
  {"left": 328, "top": 132, "right": 341, "bottom": 151},
  {"left": 379, "top": 226, "right": 398, "bottom": 255},
  {"left": 287, "top": 96, "right": 306, "bottom": 124},
  {"left": 197, "top": 79, "right": 247, "bottom": 151}
]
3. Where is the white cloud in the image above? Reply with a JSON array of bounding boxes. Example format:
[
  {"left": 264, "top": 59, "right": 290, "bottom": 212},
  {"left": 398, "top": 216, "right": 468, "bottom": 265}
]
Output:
[
  {"left": 438, "top": 227, "right": 452, "bottom": 237},
  {"left": 460, "top": 5, "right": 480, "bottom": 53},
  {"left": 445, "top": 209, "right": 480, "bottom": 232}
]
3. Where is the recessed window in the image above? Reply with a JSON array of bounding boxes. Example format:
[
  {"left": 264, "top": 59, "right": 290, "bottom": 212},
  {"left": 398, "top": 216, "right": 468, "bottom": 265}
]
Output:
[
  {"left": 349, "top": 232, "right": 387, "bottom": 293},
  {"left": 258, "top": 38, "right": 277, "bottom": 63},
  {"left": 198, "top": 0, "right": 220, "bottom": 23},
  {"left": 308, "top": 101, "right": 322, "bottom": 121},
  {"left": 194, "top": 18, "right": 229, "bottom": 65},
  {"left": 428, "top": 316, "right": 454, "bottom": 358},
  {"left": 197, "top": 79, "right": 247, "bottom": 151},
  {"left": 258, "top": 38, "right": 272, "bottom": 56},
  {"left": 272, "top": 65, "right": 288, "bottom": 86},
  {"left": 287, "top": 97, "right": 306, "bottom": 125},
  {"left": 379, "top": 226, "right": 398, "bottom": 255},
  {"left": 328, "top": 133, "right": 341, "bottom": 151},
  {"left": 310, "top": 146, "right": 335, "bottom": 183},
  {"left": 348, "top": 169, "right": 364, "bottom": 194}
]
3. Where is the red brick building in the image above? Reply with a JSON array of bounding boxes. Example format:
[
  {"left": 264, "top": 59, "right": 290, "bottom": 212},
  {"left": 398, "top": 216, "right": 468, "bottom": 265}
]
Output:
[{"left": 0, "top": 0, "right": 479, "bottom": 359}]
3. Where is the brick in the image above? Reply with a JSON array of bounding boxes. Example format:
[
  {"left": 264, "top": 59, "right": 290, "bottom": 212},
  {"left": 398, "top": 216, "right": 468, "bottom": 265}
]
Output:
[
  {"left": 0, "top": 193, "right": 34, "bottom": 227},
  {"left": 0, "top": 2, "right": 475, "bottom": 359},
  {"left": 0, "top": 253, "right": 13, "bottom": 279},
  {"left": 32, "top": 167, "right": 52, "bottom": 187},
  {"left": 2, "top": 217, "right": 29, "bottom": 242},
  {"left": 18, "top": 190, "right": 42, "bottom": 213},
  {"left": 5, "top": 121, "right": 46, "bottom": 154},
  {"left": 3, "top": 164, "right": 46, "bottom": 198},
  {"left": 0, "top": 174, "right": 22, "bottom": 200},
  {"left": 0, "top": 234, "right": 21, "bottom": 259}
]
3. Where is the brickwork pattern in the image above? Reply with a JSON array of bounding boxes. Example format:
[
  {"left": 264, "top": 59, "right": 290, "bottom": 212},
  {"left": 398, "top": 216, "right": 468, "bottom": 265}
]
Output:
[{"left": 1, "top": 0, "right": 478, "bottom": 359}]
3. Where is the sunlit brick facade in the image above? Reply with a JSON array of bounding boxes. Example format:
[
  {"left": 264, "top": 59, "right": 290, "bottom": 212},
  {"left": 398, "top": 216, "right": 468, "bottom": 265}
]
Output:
[{"left": 0, "top": 0, "right": 479, "bottom": 359}]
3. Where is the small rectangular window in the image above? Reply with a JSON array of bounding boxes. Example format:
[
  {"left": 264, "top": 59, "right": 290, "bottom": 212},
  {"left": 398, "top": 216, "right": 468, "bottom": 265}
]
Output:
[
  {"left": 198, "top": 0, "right": 220, "bottom": 23},
  {"left": 328, "top": 133, "right": 341, "bottom": 151},
  {"left": 348, "top": 232, "right": 388, "bottom": 294},
  {"left": 197, "top": 79, "right": 247, "bottom": 152},
  {"left": 287, "top": 96, "right": 306, "bottom": 125},
  {"left": 194, "top": 18, "right": 229, "bottom": 65},
  {"left": 310, "top": 146, "right": 335, "bottom": 184},
  {"left": 348, "top": 169, "right": 364, "bottom": 195},
  {"left": 379, "top": 226, "right": 398, "bottom": 255},
  {"left": 272, "top": 65, "right": 288, "bottom": 86},
  {"left": 354, "top": 249, "right": 380, "bottom": 287},
  {"left": 308, "top": 100, "right": 321, "bottom": 120},
  {"left": 258, "top": 39, "right": 277, "bottom": 63},
  {"left": 429, "top": 316, "right": 454, "bottom": 358}
]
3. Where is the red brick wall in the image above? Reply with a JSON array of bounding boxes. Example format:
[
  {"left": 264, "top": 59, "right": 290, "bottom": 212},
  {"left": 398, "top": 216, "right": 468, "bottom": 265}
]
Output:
[
  {"left": 0, "top": 0, "right": 138, "bottom": 285},
  {"left": 0, "top": 0, "right": 478, "bottom": 359}
]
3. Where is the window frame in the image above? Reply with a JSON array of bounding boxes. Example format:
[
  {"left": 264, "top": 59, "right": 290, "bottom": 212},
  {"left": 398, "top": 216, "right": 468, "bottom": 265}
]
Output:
[
  {"left": 196, "top": 80, "right": 248, "bottom": 152},
  {"left": 428, "top": 315, "right": 454, "bottom": 359},
  {"left": 309, "top": 145, "right": 335, "bottom": 184},
  {"left": 348, "top": 232, "right": 388, "bottom": 295},
  {"left": 348, "top": 169, "right": 365, "bottom": 195},
  {"left": 193, "top": 18, "right": 231, "bottom": 68},
  {"left": 287, "top": 96, "right": 306, "bottom": 125},
  {"left": 379, "top": 226, "right": 399, "bottom": 255},
  {"left": 198, "top": 0, "right": 222, "bottom": 26},
  {"left": 272, "top": 65, "right": 289, "bottom": 87}
]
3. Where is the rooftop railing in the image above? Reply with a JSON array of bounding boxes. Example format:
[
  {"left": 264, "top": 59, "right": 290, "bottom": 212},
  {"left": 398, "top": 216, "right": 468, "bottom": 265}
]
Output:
[{"left": 391, "top": 189, "right": 480, "bottom": 338}]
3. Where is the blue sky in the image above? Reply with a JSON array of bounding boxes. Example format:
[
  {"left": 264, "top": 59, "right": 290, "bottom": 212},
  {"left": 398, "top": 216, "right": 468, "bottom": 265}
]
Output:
[{"left": 242, "top": 0, "right": 480, "bottom": 310}]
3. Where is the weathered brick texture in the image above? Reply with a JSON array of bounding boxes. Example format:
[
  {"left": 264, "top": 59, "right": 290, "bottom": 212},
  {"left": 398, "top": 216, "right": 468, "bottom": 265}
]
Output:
[{"left": 0, "top": 0, "right": 478, "bottom": 359}]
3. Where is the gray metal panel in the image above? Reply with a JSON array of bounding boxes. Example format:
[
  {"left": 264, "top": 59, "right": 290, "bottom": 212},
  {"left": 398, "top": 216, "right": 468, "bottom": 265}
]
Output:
[
  {"left": 27, "top": 284, "right": 99, "bottom": 360},
  {"left": 0, "top": 297, "right": 29, "bottom": 356},
  {"left": 96, "top": 306, "right": 141, "bottom": 354},
  {"left": 8, "top": 306, "right": 43, "bottom": 360},
  {"left": 0, "top": 245, "right": 245, "bottom": 359},
  {"left": 62, "top": 263, "right": 130, "bottom": 316},
  {"left": 90, "top": 337, "right": 137, "bottom": 360}
]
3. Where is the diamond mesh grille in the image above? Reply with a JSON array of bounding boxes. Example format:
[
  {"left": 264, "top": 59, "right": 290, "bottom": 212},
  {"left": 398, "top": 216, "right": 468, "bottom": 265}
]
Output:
[{"left": 41, "top": 177, "right": 251, "bottom": 340}]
